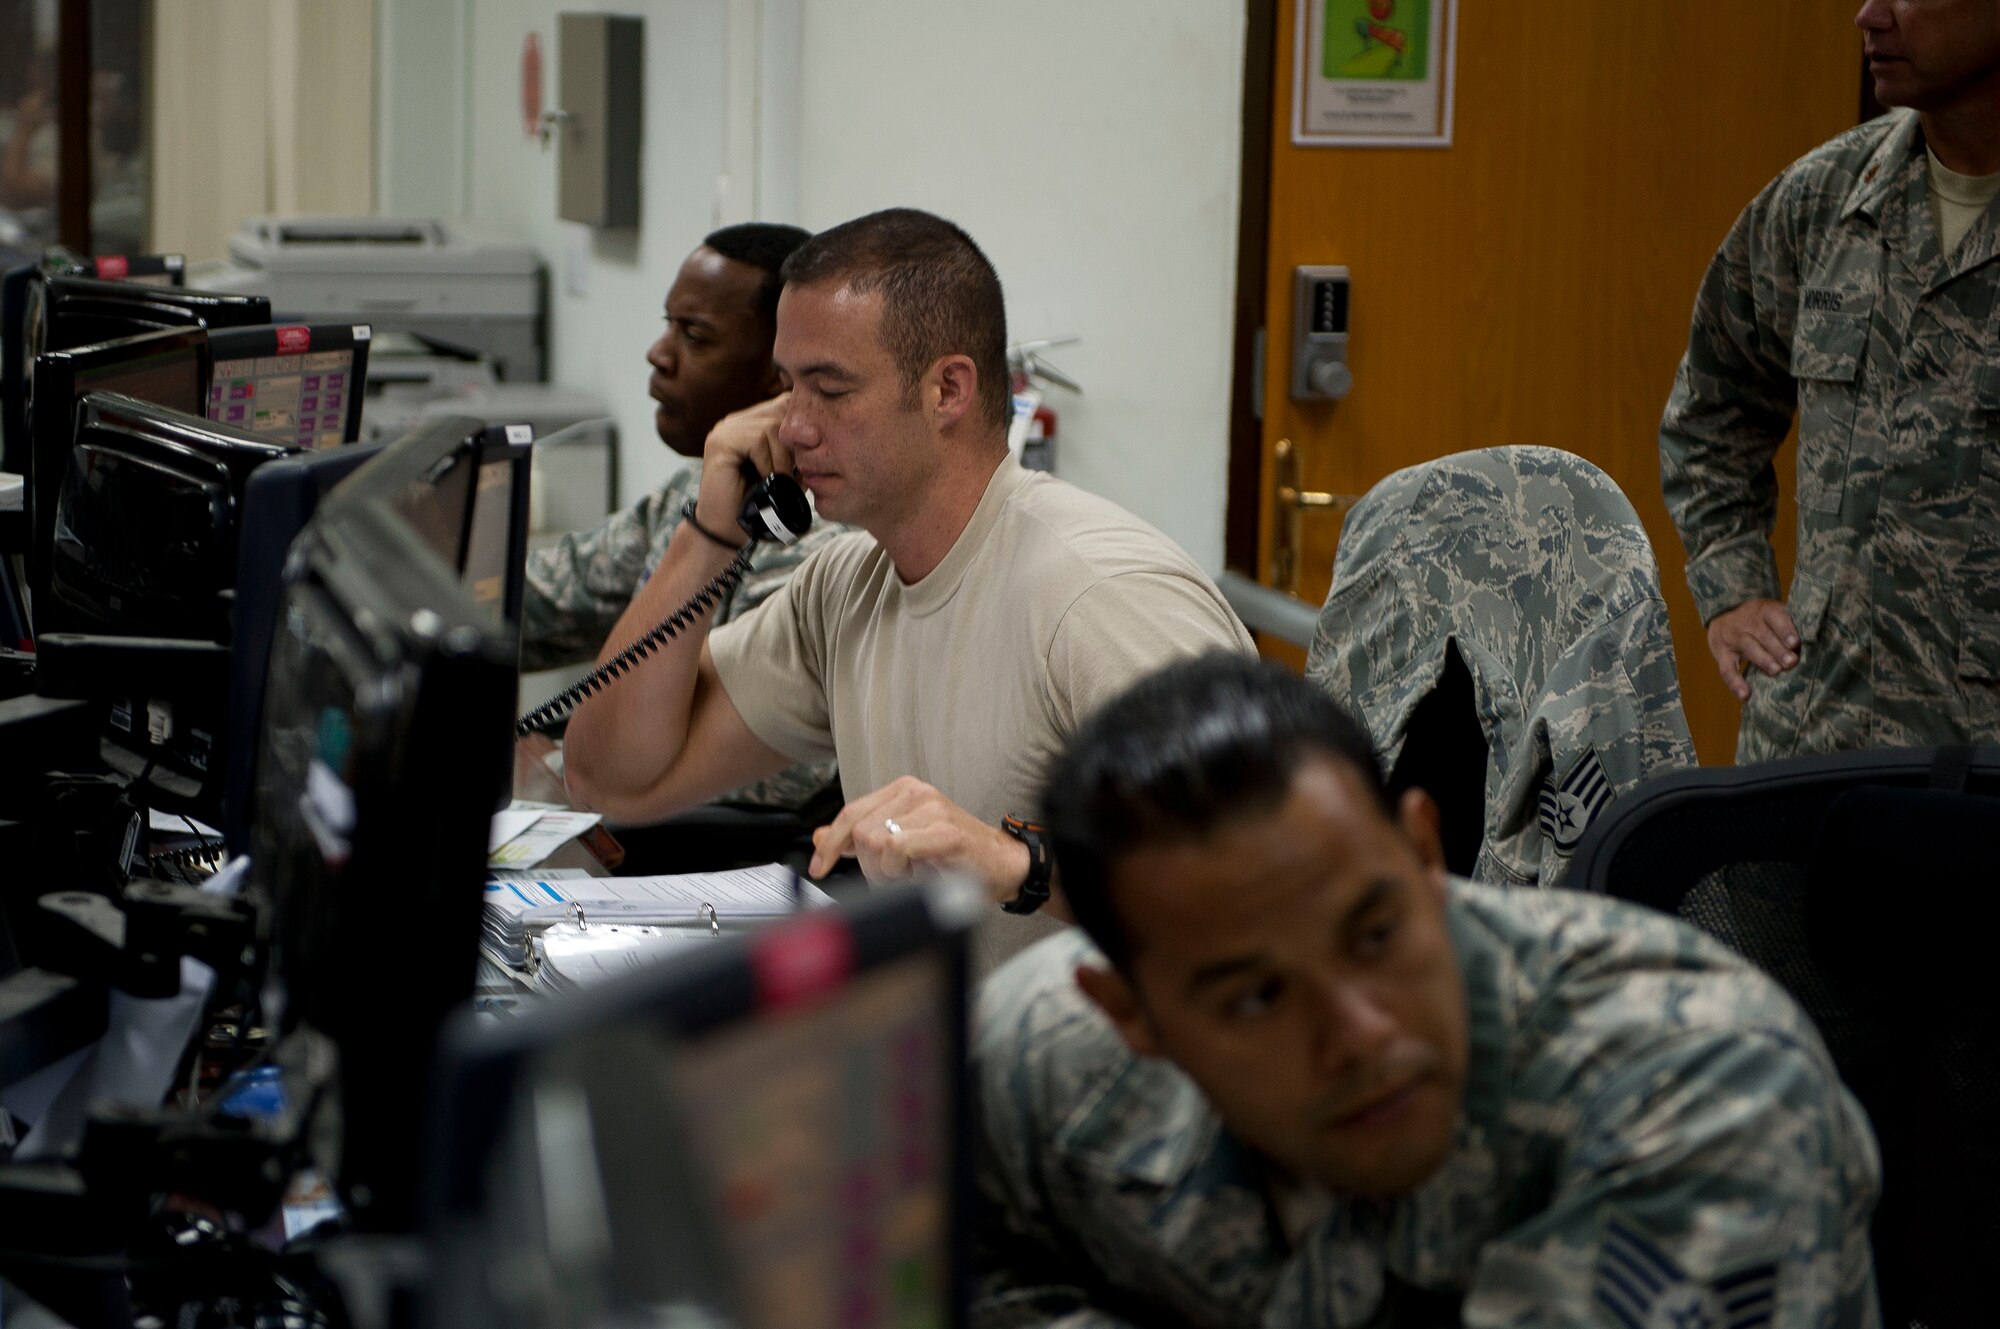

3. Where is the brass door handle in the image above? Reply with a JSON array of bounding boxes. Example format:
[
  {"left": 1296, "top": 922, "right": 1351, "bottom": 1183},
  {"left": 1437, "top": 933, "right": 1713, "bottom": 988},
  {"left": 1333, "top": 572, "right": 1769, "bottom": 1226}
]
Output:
[
  {"left": 1271, "top": 438, "right": 1362, "bottom": 597},
  {"left": 1278, "top": 485, "right": 1358, "bottom": 513}
]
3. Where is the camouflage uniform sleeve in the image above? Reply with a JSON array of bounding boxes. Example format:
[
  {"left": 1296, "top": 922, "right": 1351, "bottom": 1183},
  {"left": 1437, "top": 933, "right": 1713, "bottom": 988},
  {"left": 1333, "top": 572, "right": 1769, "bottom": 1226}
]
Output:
[
  {"left": 1463, "top": 1029, "right": 1881, "bottom": 1328},
  {"left": 519, "top": 471, "right": 695, "bottom": 672},
  {"left": 1659, "top": 174, "right": 1803, "bottom": 625},
  {"left": 969, "top": 941, "right": 1149, "bottom": 1329}
]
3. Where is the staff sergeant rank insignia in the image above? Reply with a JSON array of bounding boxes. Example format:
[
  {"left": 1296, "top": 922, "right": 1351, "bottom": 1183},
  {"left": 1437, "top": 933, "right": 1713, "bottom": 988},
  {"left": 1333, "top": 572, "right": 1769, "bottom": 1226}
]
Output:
[
  {"left": 1538, "top": 745, "right": 1611, "bottom": 854},
  {"left": 1595, "top": 1217, "right": 1779, "bottom": 1329}
]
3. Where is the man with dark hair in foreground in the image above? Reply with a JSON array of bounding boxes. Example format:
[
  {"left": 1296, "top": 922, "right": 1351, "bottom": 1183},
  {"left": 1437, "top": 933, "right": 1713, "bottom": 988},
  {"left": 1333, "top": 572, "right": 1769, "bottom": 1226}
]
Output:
[
  {"left": 563, "top": 208, "right": 1252, "bottom": 968},
  {"left": 973, "top": 654, "right": 1880, "bottom": 1326}
]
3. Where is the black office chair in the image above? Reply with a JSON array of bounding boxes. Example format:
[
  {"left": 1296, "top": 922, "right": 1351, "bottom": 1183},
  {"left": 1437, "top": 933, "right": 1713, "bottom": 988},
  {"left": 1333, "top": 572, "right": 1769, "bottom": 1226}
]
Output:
[{"left": 1571, "top": 745, "right": 2000, "bottom": 1329}]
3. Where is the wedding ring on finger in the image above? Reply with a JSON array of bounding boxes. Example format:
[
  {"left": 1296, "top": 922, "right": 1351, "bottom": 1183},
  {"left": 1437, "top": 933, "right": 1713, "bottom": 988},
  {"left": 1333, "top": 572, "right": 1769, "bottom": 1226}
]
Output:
[{"left": 885, "top": 817, "right": 903, "bottom": 836}]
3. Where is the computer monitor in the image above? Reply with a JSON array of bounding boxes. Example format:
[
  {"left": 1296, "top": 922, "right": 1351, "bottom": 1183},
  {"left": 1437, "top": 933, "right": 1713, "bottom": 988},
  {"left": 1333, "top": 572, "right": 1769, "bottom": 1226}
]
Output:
[
  {"left": 220, "top": 441, "right": 386, "bottom": 856},
  {"left": 25, "top": 330, "right": 212, "bottom": 618},
  {"left": 34, "top": 274, "right": 271, "bottom": 359},
  {"left": 48, "top": 391, "right": 298, "bottom": 640},
  {"left": 57, "top": 254, "right": 187, "bottom": 287},
  {"left": 423, "top": 881, "right": 976, "bottom": 1329},
  {"left": 248, "top": 494, "right": 517, "bottom": 1233},
  {"left": 333, "top": 413, "right": 534, "bottom": 632},
  {"left": 206, "top": 323, "right": 372, "bottom": 451}
]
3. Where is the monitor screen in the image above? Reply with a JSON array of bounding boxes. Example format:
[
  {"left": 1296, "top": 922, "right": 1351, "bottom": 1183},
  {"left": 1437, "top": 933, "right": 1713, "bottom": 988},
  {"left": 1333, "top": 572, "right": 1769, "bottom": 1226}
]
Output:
[
  {"left": 206, "top": 324, "right": 371, "bottom": 450},
  {"left": 462, "top": 457, "right": 516, "bottom": 623},
  {"left": 671, "top": 948, "right": 954, "bottom": 1329},
  {"left": 341, "top": 415, "right": 532, "bottom": 629},
  {"left": 423, "top": 885, "right": 974, "bottom": 1329}
]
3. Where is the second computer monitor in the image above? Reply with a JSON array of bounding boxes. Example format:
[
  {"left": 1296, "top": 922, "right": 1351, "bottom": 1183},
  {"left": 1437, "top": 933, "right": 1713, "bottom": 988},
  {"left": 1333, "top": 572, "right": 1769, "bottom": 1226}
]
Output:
[
  {"left": 26, "top": 328, "right": 213, "bottom": 608},
  {"left": 335, "top": 414, "right": 534, "bottom": 633},
  {"left": 206, "top": 323, "right": 371, "bottom": 451}
]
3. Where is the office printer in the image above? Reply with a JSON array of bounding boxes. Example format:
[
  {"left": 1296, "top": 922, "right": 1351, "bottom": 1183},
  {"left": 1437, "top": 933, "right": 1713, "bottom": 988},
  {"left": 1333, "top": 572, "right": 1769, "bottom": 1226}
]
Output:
[{"left": 191, "top": 216, "right": 545, "bottom": 381}]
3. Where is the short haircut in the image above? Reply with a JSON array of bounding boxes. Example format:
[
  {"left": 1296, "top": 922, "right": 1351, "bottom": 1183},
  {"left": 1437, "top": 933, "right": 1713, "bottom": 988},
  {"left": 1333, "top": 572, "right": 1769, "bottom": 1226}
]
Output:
[
  {"left": 1040, "top": 653, "right": 1394, "bottom": 971},
  {"left": 702, "top": 222, "right": 812, "bottom": 326},
  {"left": 779, "top": 208, "right": 1013, "bottom": 431}
]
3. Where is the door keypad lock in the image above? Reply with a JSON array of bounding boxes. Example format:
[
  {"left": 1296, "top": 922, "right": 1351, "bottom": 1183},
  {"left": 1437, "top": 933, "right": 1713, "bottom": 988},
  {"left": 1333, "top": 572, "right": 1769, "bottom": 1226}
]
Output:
[{"left": 1290, "top": 265, "right": 1351, "bottom": 402}]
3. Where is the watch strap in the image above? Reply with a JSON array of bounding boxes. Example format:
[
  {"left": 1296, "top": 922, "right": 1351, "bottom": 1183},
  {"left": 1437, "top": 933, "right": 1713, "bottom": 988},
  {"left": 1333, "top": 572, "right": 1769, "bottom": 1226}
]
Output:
[{"left": 999, "top": 814, "right": 1053, "bottom": 915}]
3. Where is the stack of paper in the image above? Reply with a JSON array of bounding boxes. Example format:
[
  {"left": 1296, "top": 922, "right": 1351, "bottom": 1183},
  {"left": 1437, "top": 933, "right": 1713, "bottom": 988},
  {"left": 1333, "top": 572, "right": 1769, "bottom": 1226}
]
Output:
[
  {"left": 526, "top": 923, "right": 715, "bottom": 996},
  {"left": 481, "top": 864, "right": 830, "bottom": 969}
]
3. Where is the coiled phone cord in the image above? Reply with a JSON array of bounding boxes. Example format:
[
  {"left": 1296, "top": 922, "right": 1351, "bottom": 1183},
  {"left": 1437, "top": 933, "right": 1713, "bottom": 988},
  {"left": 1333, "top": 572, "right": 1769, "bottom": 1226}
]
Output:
[{"left": 515, "top": 543, "right": 756, "bottom": 738}]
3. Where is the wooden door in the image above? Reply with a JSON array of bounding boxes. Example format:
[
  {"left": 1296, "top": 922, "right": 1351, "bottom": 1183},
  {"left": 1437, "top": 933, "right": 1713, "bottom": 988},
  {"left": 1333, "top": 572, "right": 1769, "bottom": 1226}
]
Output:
[{"left": 1251, "top": 3, "right": 1861, "bottom": 763}]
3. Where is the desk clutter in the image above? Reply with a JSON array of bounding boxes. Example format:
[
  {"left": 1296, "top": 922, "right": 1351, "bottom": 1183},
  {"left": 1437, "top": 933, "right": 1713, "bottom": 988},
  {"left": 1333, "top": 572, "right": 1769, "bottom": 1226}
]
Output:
[
  {"left": 481, "top": 861, "right": 832, "bottom": 972},
  {"left": 0, "top": 237, "right": 971, "bottom": 1329}
]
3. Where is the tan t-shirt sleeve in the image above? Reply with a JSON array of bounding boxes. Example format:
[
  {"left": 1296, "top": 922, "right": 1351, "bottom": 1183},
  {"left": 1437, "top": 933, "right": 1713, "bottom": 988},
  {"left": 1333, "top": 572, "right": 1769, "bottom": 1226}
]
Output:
[
  {"left": 1044, "top": 571, "right": 1256, "bottom": 731},
  {"left": 708, "top": 551, "right": 839, "bottom": 766}
]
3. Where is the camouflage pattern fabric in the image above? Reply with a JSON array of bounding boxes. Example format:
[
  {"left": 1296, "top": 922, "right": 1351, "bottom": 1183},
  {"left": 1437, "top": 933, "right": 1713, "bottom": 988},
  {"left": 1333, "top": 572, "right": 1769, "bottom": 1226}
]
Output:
[
  {"left": 1661, "top": 109, "right": 2000, "bottom": 763},
  {"left": 971, "top": 881, "right": 1882, "bottom": 1329},
  {"left": 1306, "top": 447, "right": 1696, "bottom": 887},
  {"left": 521, "top": 461, "right": 847, "bottom": 810}
]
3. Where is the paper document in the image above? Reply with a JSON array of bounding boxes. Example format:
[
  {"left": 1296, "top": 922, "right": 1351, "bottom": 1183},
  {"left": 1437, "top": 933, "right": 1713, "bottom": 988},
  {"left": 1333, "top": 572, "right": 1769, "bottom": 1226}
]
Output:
[
  {"left": 488, "top": 809, "right": 544, "bottom": 852},
  {"left": 530, "top": 923, "right": 714, "bottom": 995},
  {"left": 480, "top": 864, "right": 829, "bottom": 967},
  {"left": 487, "top": 809, "right": 603, "bottom": 867}
]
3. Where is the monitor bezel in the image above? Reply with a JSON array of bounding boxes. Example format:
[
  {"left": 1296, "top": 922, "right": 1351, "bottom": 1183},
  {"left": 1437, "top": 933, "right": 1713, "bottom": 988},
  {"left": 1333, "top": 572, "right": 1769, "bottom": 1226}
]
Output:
[{"left": 26, "top": 328, "right": 215, "bottom": 612}]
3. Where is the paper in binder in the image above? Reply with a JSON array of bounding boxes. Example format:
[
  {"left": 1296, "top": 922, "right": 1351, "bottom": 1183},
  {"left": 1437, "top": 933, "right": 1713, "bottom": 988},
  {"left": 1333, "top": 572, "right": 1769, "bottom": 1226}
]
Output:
[{"left": 481, "top": 864, "right": 832, "bottom": 968}]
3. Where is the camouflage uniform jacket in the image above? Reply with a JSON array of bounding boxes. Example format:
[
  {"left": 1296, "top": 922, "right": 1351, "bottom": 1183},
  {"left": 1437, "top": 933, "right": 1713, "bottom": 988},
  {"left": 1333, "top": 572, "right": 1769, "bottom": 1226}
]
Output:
[
  {"left": 521, "top": 462, "right": 848, "bottom": 809},
  {"left": 1661, "top": 109, "right": 2000, "bottom": 762},
  {"left": 972, "top": 881, "right": 1881, "bottom": 1329},
  {"left": 1306, "top": 448, "right": 1696, "bottom": 886}
]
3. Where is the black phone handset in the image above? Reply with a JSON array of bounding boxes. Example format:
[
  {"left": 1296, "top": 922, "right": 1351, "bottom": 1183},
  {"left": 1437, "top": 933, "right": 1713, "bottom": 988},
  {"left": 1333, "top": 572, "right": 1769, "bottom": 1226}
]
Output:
[{"left": 515, "top": 469, "right": 813, "bottom": 737}]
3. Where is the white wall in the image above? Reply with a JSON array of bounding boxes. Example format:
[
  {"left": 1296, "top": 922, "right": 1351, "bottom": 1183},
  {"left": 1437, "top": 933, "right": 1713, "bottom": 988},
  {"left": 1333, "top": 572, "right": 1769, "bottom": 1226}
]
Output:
[
  {"left": 376, "top": 0, "right": 1247, "bottom": 565},
  {"left": 375, "top": 0, "right": 470, "bottom": 218},
  {"left": 453, "top": 0, "right": 745, "bottom": 503},
  {"left": 793, "top": 1, "right": 1246, "bottom": 570}
]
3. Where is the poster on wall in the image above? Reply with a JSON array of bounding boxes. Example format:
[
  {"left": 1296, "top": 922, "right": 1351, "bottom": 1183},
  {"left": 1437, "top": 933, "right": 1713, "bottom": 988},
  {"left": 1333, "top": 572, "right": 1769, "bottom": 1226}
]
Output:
[{"left": 1292, "top": 0, "right": 1459, "bottom": 148}]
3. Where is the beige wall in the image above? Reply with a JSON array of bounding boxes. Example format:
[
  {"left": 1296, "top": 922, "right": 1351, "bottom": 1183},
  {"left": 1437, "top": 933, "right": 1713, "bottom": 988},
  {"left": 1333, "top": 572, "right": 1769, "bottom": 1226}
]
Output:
[{"left": 151, "top": 0, "right": 375, "bottom": 260}]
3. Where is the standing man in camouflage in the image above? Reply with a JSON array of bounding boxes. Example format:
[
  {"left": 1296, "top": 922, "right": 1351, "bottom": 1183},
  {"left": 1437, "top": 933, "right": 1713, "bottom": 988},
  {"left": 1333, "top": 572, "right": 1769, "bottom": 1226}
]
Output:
[
  {"left": 1661, "top": 0, "right": 2000, "bottom": 762},
  {"left": 522, "top": 222, "right": 845, "bottom": 808},
  {"left": 974, "top": 654, "right": 1880, "bottom": 1327}
]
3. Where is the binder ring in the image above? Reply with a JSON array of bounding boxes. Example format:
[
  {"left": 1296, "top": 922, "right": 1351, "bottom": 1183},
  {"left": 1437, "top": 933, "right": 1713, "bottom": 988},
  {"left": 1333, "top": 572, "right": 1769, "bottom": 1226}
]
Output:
[
  {"left": 568, "top": 900, "right": 587, "bottom": 930},
  {"left": 700, "top": 901, "right": 720, "bottom": 936}
]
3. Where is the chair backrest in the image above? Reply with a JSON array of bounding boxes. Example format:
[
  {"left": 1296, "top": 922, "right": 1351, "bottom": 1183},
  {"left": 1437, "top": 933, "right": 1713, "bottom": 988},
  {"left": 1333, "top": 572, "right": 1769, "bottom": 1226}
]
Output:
[{"left": 1572, "top": 745, "right": 2000, "bottom": 1329}]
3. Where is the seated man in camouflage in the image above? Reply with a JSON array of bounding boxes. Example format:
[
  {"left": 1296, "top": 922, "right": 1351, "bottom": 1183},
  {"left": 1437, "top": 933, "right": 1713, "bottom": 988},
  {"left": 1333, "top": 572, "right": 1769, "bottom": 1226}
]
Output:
[
  {"left": 522, "top": 222, "right": 845, "bottom": 809},
  {"left": 973, "top": 653, "right": 1880, "bottom": 1328}
]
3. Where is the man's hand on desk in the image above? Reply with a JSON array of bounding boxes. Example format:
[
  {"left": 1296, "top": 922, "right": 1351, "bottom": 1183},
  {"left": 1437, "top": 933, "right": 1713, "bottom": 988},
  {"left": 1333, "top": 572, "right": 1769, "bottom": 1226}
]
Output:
[{"left": 808, "top": 776, "right": 1071, "bottom": 920}]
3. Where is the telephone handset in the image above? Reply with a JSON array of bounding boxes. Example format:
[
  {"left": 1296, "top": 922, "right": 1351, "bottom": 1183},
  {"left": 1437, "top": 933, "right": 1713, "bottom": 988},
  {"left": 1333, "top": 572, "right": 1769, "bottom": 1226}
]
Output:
[{"left": 515, "top": 469, "right": 813, "bottom": 736}]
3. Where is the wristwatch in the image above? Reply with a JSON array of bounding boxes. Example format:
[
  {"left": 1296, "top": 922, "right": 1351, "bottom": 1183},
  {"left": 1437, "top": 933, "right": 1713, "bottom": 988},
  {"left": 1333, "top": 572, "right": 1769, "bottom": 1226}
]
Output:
[{"left": 999, "top": 814, "right": 1053, "bottom": 914}]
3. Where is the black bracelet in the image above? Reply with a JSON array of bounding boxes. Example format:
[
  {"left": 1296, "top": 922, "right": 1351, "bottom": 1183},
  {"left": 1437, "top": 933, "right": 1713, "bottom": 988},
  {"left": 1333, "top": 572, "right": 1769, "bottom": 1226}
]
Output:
[{"left": 680, "top": 500, "right": 749, "bottom": 552}]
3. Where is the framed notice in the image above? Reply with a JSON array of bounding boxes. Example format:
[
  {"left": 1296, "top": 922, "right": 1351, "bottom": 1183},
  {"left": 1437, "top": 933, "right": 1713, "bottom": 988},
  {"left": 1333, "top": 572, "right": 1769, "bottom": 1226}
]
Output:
[{"left": 1292, "top": 0, "right": 1459, "bottom": 148}]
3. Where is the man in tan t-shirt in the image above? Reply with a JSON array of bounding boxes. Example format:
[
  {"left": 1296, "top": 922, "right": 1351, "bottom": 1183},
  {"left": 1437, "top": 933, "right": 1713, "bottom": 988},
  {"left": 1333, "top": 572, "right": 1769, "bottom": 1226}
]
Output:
[{"left": 564, "top": 207, "right": 1252, "bottom": 963}]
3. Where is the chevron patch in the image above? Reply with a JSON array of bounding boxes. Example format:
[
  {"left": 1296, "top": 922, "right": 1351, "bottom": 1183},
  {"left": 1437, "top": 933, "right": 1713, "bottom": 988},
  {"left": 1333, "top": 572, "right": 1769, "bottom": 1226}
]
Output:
[
  {"left": 1537, "top": 746, "right": 1610, "bottom": 854},
  {"left": 1595, "top": 1217, "right": 1777, "bottom": 1329}
]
